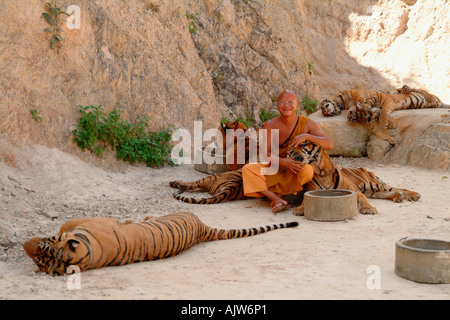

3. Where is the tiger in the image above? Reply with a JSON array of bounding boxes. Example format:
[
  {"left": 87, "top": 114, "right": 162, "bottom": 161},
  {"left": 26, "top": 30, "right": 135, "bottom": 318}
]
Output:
[
  {"left": 218, "top": 121, "right": 263, "bottom": 171},
  {"left": 319, "top": 88, "right": 403, "bottom": 117},
  {"left": 23, "top": 212, "right": 298, "bottom": 275},
  {"left": 348, "top": 85, "right": 449, "bottom": 127},
  {"left": 169, "top": 169, "right": 246, "bottom": 204},
  {"left": 288, "top": 141, "right": 421, "bottom": 215}
]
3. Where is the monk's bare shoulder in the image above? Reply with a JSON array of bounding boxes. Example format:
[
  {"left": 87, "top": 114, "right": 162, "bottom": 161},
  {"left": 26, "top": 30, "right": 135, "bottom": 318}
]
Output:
[{"left": 263, "top": 117, "right": 282, "bottom": 129}]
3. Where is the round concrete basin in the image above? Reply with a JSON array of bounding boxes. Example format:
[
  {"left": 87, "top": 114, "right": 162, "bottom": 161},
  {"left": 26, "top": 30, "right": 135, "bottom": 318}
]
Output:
[
  {"left": 395, "top": 238, "right": 450, "bottom": 284},
  {"left": 304, "top": 189, "right": 357, "bottom": 222}
]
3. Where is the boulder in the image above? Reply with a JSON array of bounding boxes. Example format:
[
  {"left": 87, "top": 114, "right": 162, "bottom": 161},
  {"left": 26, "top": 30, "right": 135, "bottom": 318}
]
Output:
[
  {"left": 309, "top": 111, "right": 370, "bottom": 157},
  {"left": 311, "top": 108, "right": 450, "bottom": 170},
  {"left": 385, "top": 117, "right": 450, "bottom": 170}
]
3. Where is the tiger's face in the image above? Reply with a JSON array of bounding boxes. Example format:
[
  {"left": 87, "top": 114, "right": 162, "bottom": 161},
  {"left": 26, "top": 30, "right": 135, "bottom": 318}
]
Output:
[
  {"left": 288, "top": 141, "right": 320, "bottom": 164},
  {"left": 319, "top": 100, "right": 342, "bottom": 117},
  {"left": 23, "top": 233, "right": 90, "bottom": 276},
  {"left": 218, "top": 121, "right": 248, "bottom": 150}
]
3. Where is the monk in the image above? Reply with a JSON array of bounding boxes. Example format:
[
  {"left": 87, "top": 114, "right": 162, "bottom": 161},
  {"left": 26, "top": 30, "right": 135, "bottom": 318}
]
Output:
[{"left": 242, "top": 90, "right": 333, "bottom": 213}]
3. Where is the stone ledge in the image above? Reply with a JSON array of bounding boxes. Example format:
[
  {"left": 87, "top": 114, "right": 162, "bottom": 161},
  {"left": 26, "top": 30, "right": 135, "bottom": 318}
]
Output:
[{"left": 310, "top": 108, "right": 450, "bottom": 170}]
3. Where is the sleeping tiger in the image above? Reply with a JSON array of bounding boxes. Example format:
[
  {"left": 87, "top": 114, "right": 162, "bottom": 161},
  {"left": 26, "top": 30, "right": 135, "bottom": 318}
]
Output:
[
  {"left": 319, "top": 88, "right": 403, "bottom": 117},
  {"left": 288, "top": 141, "right": 421, "bottom": 215},
  {"left": 218, "top": 121, "right": 263, "bottom": 171},
  {"left": 23, "top": 212, "right": 298, "bottom": 275},
  {"left": 169, "top": 169, "right": 246, "bottom": 204},
  {"left": 348, "top": 85, "right": 449, "bottom": 128}
]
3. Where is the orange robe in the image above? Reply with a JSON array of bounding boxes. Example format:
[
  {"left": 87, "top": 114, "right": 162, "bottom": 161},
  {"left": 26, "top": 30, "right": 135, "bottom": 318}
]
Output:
[{"left": 242, "top": 116, "right": 314, "bottom": 197}]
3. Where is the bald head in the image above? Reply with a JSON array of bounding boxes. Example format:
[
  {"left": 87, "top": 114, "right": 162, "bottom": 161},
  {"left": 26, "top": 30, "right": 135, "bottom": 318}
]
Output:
[{"left": 277, "top": 90, "right": 297, "bottom": 102}]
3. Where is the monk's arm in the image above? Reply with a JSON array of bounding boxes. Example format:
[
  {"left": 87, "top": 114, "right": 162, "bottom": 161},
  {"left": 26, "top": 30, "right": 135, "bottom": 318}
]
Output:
[{"left": 289, "top": 119, "right": 333, "bottom": 150}]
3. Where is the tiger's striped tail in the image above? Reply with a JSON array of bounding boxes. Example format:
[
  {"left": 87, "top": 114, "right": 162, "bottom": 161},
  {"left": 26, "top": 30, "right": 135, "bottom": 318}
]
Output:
[
  {"left": 172, "top": 191, "right": 229, "bottom": 204},
  {"left": 202, "top": 222, "right": 299, "bottom": 241}
]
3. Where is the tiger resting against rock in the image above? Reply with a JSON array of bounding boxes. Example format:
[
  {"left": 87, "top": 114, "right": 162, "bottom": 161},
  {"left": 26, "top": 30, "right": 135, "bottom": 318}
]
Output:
[
  {"left": 319, "top": 87, "right": 403, "bottom": 117},
  {"left": 347, "top": 85, "right": 449, "bottom": 128},
  {"left": 288, "top": 141, "right": 421, "bottom": 215},
  {"left": 23, "top": 212, "right": 298, "bottom": 275},
  {"left": 319, "top": 85, "right": 449, "bottom": 127}
]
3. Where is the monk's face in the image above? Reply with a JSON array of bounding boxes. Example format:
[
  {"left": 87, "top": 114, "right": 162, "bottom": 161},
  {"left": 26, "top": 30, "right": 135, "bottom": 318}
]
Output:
[{"left": 277, "top": 91, "right": 298, "bottom": 117}]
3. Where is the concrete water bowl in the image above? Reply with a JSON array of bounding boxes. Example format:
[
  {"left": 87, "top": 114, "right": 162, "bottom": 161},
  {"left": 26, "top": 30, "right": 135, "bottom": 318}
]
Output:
[
  {"left": 395, "top": 238, "right": 450, "bottom": 284},
  {"left": 304, "top": 189, "right": 357, "bottom": 222}
]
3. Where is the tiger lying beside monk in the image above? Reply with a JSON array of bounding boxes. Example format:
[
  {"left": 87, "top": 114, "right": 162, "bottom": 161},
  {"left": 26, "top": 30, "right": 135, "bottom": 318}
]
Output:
[
  {"left": 288, "top": 141, "right": 421, "bottom": 215},
  {"left": 23, "top": 212, "right": 298, "bottom": 275}
]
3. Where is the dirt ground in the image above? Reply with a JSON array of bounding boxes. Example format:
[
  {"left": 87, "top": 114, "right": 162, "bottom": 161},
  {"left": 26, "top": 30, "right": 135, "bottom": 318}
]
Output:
[{"left": 0, "top": 143, "right": 449, "bottom": 300}]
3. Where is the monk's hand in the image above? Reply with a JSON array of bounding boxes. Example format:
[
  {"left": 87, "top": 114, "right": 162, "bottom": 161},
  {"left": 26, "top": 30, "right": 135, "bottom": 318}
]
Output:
[
  {"left": 285, "top": 157, "right": 305, "bottom": 175},
  {"left": 289, "top": 134, "right": 310, "bottom": 148}
]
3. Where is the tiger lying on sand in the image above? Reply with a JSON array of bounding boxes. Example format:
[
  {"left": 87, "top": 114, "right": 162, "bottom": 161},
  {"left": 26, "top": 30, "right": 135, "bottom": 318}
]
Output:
[
  {"left": 23, "top": 212, "right": 298, "bottom": 275},
  {"left": 288, "top": 141, "right": 421, "bottom": 215}
]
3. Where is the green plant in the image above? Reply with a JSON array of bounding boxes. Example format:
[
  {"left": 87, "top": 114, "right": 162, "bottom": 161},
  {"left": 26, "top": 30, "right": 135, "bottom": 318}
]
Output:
[
  {"left": 307, "top": 61, "right": 313, "bottom": 76},
  {"left": 147, "top": 2, "right": 160, "bottom": 12},
  {"left": 30, "top": 109, "right": 42, "bottom": 122},
  {"left": 42, "top": 1, "right": 70, "bottom": 49},
  {"left": 259, "top": 107, "right": 279, "bottom": 123},
  {"left": 221, "top": 116, "right": 231, "bottom": 124},
  {"left": 72, "top": 105, "right": 176, "bottom": 167},
  {"left": 301, "top": 95, "right": 319, "bottom": 115},
  {"left": 186, "top": 12, "right": 200, "bottom": 34},
  {"left": 212, "top": 68, "right": 224, "bottom": 86}
]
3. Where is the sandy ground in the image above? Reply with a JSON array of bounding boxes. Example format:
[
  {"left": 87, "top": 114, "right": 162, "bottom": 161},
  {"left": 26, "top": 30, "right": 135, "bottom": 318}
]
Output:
[{"left": 0, "top": 143, "right": 449, "bottom": 300}]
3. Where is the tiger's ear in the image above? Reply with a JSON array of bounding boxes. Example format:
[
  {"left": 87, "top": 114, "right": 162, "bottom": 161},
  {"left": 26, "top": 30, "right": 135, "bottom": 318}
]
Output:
[
  {"left": 221, "top": 122, "right": 227, "bottom": 130},
  {"left": 67, "top": 239, "right": 80, "bottom": 252}
]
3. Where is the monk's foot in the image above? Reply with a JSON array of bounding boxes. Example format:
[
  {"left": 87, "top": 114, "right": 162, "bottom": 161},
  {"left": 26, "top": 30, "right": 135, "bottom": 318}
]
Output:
[{"left": 271, "top": 199, "right": 288, "bottom": 214}]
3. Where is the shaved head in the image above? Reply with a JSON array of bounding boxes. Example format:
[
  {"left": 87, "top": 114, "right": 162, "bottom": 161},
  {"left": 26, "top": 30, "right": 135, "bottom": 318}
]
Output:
[{"left": 277, "top": 90, "right": 297, "bottom": 102}]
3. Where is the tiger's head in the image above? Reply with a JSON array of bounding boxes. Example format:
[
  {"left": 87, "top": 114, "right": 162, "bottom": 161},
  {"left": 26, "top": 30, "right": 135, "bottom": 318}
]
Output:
[
  {"left": 23, "top": 233, "right": 92, "bottom": 276},
  {"left": 288, "top": 141, "right": 334, "bottom": 176},
  {"left": 288, "top": 141, "right": 320, "bottom": 164},
  {"left": 347, "top": 103, "right": 380, "bottom": 125},
  {"left": 319, "top": 99, "right": 342, "bottom": 117},
  {"left": 218, "top": 121, "right": 248, "bottom": 149}
]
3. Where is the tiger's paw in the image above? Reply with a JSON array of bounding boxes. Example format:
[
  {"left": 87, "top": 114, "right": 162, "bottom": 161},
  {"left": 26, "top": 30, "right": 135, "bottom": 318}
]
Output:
[
  {"left": 406, "top": 192, "right": 421, "bottom": 202},
  {"left": 169, "top": 181, "right": 180, "bottom": 189},
  {"left": 292, "top": 206, "right": 305, "bottom": 216},
  {"left": 360, "top": 206, "right": 378, "bottom": 215},
  {"left": 392, "top": 192, "right": 407, "bottom": 203}
]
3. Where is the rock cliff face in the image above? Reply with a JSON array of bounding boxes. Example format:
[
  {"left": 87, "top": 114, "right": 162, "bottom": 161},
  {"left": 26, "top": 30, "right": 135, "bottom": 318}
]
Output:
[{"left": 0, "top": 0, "right": 448, "bottom": 168}]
